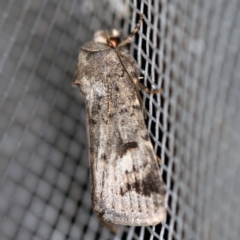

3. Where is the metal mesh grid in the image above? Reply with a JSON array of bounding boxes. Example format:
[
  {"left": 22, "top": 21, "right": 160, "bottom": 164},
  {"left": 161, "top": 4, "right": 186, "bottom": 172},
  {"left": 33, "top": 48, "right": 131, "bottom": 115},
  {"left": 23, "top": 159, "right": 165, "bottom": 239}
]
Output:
[{"left": 0, "top": 0, "right": 239, "bottom": 240}]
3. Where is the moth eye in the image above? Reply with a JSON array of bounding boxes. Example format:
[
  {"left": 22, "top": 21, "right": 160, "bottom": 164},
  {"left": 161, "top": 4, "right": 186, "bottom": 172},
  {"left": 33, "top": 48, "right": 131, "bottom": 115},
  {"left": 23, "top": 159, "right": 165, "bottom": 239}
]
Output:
[{"left": 109, "top": 37, "right": 120, "bottom": 48}]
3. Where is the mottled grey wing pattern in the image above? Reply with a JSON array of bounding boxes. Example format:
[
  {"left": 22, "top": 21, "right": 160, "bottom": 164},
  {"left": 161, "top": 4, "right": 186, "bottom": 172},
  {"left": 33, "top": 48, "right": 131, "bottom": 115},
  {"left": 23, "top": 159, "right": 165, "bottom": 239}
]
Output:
[{"left": 73, "top": 41, "right": 166, "bottom": 226}]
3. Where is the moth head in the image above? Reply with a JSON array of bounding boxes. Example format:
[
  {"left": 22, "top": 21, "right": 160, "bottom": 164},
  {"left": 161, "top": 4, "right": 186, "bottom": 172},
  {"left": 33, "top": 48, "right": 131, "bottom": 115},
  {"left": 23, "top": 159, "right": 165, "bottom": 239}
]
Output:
[{"left": 94, "top": 29, "right": 121, "bottom": 48}]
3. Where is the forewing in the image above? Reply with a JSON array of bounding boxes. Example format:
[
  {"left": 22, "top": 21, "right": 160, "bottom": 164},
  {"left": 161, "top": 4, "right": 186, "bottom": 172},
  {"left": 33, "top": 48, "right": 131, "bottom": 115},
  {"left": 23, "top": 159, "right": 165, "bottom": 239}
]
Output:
[{"left": 79, "top": 48, "right": 166, "bottom": 226}]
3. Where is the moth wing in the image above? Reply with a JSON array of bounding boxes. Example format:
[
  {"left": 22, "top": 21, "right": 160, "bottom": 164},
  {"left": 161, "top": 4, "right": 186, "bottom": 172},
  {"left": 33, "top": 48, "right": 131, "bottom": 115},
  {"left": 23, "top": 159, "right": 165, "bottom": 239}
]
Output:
[
  {"left": 87, "top": 80, "right": 166, "bottom": 226},
  {"left": 91, "top": 114, "right": 166, "bottom": 226},
  {"left": 75, "top": 46, "right": 166, "bottom": 226}
]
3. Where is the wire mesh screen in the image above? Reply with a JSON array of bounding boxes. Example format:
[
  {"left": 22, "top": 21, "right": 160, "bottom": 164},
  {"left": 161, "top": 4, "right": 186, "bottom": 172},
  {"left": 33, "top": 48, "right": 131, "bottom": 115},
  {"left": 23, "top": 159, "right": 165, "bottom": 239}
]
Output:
[{"left": 0, "top": 0, "right": 239, "bottom": 240}]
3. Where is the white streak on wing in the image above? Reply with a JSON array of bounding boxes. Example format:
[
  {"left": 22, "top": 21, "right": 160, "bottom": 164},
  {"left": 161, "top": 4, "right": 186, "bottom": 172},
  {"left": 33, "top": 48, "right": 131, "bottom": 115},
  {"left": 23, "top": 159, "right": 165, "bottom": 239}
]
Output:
[
  {"left": 97, "top": 123, "right": 106, "bottom": 163},
  {"left": 86, "top": 88, "right": 94, "bottom": 117},
  {"left": 111, "top": 155, "right": 122, "bottom": 211},
  {"left": 116, "top": 152, "right": 133, "bottom": 174},
  {"left": 93, "top": 81, "right": 105, "bottom": 96},
  {"left": 121, "top": 192, "right": 131, "bottom": 212},
  {"left": 130, "top": 191, "right": 139, "bottom": 213},
  {"left": 148, "top": 196, "right": 154, "bottom": 214},
  {"left": 117, "top": 151, "right": 137, "bottom": 214},
  {"left": 103, "top": 165, "right": 115, "bottom": 209},
  {"left": 88, "top": 81, "right": 105, "bottom": 117},
  {"left": 96, "top": 124, "right": 107, "bottom": 199}
]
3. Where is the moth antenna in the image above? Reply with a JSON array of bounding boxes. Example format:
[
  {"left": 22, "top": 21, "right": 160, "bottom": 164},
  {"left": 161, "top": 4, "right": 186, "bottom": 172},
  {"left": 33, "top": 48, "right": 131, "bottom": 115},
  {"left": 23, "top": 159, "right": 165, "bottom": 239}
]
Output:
[
  {"left": 156, "top": 155, "right": 163, "bottom": 163},
  {"left": 118, "top": 14, "right": 143, "bottom": 48},
  {"left": 114, "top": 47, "right": 143, "bottom": 107},
  {"left": 108, "top": 14, "right": 153, "bottom": 113}
]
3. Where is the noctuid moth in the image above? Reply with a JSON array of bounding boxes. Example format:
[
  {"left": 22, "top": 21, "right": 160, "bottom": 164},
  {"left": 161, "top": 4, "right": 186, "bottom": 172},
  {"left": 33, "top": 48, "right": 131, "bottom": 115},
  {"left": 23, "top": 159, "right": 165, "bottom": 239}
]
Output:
[{"left": 73, "top": 14, "right": 166, "bottom": 232}]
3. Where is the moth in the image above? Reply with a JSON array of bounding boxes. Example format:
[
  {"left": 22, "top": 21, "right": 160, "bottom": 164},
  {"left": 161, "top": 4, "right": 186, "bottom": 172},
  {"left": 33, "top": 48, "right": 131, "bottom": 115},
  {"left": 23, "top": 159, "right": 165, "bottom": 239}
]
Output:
[{"left": 73, "top": 14, "right": 166, "bottom": 232}]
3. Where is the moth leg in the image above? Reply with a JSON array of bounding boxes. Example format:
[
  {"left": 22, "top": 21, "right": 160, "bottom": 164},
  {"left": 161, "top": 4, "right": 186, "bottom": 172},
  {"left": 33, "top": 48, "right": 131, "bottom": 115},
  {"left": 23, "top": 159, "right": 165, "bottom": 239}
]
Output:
[
  {"left": 137, "top": 81, "right": 162, "bottom": 94},
  {"left": 117, "top": 14, "right": 143, "bottom": 48},
  {"left": 156, "top": 155, "right": 163, "bottom": 163}
]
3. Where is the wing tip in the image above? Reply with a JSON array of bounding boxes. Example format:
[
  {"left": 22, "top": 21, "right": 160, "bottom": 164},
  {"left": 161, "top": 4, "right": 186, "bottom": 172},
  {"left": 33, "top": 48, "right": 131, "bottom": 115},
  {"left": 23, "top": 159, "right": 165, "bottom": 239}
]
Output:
[{"left": 96, "top": 205, "right": 166, "bottom": 227}]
